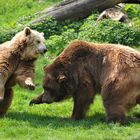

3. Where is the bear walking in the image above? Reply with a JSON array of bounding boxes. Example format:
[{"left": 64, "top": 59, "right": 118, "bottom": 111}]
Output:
[
  {"left": 0, "top": 27, "right": 47, "bottom": 117},
  {"left": 30, "top": 40, "right": 140, "bottom": 124}
]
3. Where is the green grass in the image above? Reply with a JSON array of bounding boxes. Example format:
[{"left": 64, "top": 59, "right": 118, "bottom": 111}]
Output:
[
  {"left": 0, "top": 0, "right": 140, "bottom": 140},
  {"left": 0, "top": 0, "right": 61, "bottom": 29}
]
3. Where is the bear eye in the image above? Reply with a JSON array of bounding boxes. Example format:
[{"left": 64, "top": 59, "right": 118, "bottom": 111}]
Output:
[{"left": 37, "top": 40, "right": 40, "bottom": 43}]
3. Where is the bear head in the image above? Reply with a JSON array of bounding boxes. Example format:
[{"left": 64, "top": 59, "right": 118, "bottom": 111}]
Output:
[
  {"left": 41, "top": 61, "right": 76, "bottom": 104},
  {"left": 10, "top": 27, "right": 47, "bottom": 59}
]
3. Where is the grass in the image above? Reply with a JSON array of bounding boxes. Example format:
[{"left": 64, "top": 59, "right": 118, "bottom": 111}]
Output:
[
  {"left": 0, "top": 0, "right": 61, "bottom": 29},
  {"left": 0, "top": 0, "right": 140, "bottom": 140}
]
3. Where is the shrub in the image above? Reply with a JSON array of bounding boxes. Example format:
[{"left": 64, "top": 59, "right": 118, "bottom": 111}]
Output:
[
  {"left": 30, "top": 17, "right": 84, "bottom": 39},
  {"left": 46, "top": 13, "right": 140, "bottom": 55},
  {"left": 78, "top": 17, "right": 140, "bottom": 46},
  {"left": 46, "top": 29, "right": 77, "bottom": 55},
  {"left": 0, "top": 8, "right": 139, "bottom": 51},
  {"left": 0, "top": 27, "right": 20, "bottom": 43},
  {"left": 31, "top": 18, "right": 65, "bottom": 39},
  {"left": 0, "top": 17, "right": 83, "bottom": 43},
  {"left": 125, "top": 4, "right": 140, "bottom": 27}
]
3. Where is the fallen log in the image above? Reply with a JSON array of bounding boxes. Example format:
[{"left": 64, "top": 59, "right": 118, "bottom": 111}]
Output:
[{"left": 32, "top": 0, "right": 140, "bottom": 24}]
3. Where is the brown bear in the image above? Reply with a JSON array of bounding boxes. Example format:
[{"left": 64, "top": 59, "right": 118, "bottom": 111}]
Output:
[
  {"left": 30, "top": 40, "right": 140, "bottom": 124},
  {"left": 0, "top": 27, "right": 47, "bottom": 117},
  {"left": 0, "top": 41, "right": 39, "bottom": 90}
]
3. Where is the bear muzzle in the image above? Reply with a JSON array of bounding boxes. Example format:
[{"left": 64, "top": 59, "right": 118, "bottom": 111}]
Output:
[
  {"left": 42, "top": 91, "right": 55, "bottom": 104},
  {"left": 38, "top": 44, "right": 47, "bottom": 55}
]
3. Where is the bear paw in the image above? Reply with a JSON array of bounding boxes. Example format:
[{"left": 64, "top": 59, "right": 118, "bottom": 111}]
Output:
[
  {"left": 25, "top": 78, "right": 35, "bottom": 90},
  {"left": 107, "top": 115, "right": 127, "bottom": 125}
]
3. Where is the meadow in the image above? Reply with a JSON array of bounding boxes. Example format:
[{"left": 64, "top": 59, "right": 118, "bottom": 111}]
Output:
[{"left": 0, "top": 0, "right": 140, "bottom": 140}]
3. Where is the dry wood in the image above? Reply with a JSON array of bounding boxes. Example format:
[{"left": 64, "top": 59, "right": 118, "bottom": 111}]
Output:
[{"left": 32, "top": 0, "right": 140, "bottom": 23}]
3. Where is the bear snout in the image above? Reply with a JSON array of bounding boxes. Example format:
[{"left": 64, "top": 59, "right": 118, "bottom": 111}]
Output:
[
  {"left": 38, "top": 44, "right": 47, "bottom": 54},
  {"left": 42, "top": 92, "right": 54, "bottom": 104},
  {"left": 43, "top": 48, "right": 48, "bottom": 53}
]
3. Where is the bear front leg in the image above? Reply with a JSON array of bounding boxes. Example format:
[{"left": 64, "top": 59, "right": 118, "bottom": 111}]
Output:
[
  {"left": 25, "top": 77, "right": 35, "bottom": 90},
  {"left": 71, "top": 80, "right": 95, "bottom": 120},
  {"left": 15, "top": 61, "right": 36, "bottom": 90},
  {"left": 17, "top": 76, "right": 35, "bottom": 90},
  {"left": 0, "top": 88, "right": 13, "bottom": 117}
]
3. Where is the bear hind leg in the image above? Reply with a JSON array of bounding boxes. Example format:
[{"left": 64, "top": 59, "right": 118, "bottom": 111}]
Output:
[
  {"left": 0, "top": 84, "right": 5, "bottom": 101},
  {"left": 105, "top": 103, "right": 127, "bottom": 125},
  {"left": 101, "top": 81, "right": 130, "bottom": 125},
  {"left": 102, "top": 85, "right": 140, "bottom": 125},
  {"left": 0, "top": 78, "right": 5, "bottom": 100},
  {"left": 0, "top": 88, "right": 13, "bottom": 117}
]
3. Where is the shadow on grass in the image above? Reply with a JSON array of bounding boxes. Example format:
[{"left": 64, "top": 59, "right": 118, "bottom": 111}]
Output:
[
  {"left": 6, "top": 111, "right": 140, "bottom": 128},
  {"left": 6, "top": 111, "right": 106, "bottom": 128}
]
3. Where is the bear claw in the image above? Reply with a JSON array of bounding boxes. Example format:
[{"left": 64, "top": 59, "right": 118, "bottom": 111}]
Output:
[
  {"left": 26, "top": 84, "right": 35, "bottom": 90},
  {"left": 25, "top": 78, "right": 35, "bottom": 90}
]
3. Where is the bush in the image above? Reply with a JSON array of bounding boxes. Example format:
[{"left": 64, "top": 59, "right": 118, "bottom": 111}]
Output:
[
  {"left": 78, "top": 17, "right": 140, "bottom": 46},
  {"left": 0, "top": 17, "right": 83, "bottom": 43},
  {"left": 0, "top": 27, "right": 20, "bottom": 43},
  {"left": 30, "top": 17, "right": 84, "bottom": 39},
  {"left": 46, "top": 13, "right": 140, "bottom": 55},
  {"left": 31, "top": 18, "right": 65, "bottom": 39},
  {"left": 0, "top": 7, "right": 139, "bottom": 52},
  {"left": 46, "top": 29, "right": 77, "bottom": 55},
  {"left": 124, "top": 4, "right": 140, "bottom": 27},
  {"left": 125, "top": 5, "right": 140, "bottom": 21}
]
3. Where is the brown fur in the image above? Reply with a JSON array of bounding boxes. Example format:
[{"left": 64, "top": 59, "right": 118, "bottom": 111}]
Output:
[
  {"left": 30, "top": 40, "right": 140, "bottom": 124},
  {"left": 0, "top": 27, "right": 47, "bottom": 116},
  {"left": 0, "top": 41, "right": 36, "bottom": 91},
  {"left": 0, "top": 88, "right": 13, "bottom": 117},
  {"left": 0, "top": 42, "right": 36, "bottom": 89}
]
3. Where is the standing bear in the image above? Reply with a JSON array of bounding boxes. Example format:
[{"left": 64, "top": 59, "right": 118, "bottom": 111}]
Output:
[
  {"left": 0, "top": 27, "right": 47, "bottom": 117},
  {"left": 30, "top": 40, "right": 140, "bottom": 124}
]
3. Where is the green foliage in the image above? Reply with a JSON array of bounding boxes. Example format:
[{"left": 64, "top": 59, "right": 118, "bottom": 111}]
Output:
[
  {"left": 125, "top": 4, "right": 140, "bottom": 25},
  {"left": 31, "top": 18, "right": 66, "bottom": 39},
  {"left": 0, "top": 0, "right": 61, "bottom": 27},
  {"left": 125, "top": 5, "right": 140, "bottom": 18},
  {"left": 0, "top": 0, "right": 62, "bottom": 43},
  {"left": 31, "top": 18, "right": 83, "bottom": 39},
  {"left": 0, "top": 17, "right": 83, "bottom": 43},
  {"left": 79, "top": 19, "right": 140, "bottom": 46},
  {"left": 46, "top": 29, "right": 77, "bottom": 55},
  {"left": 0, "top": 27, "right": 20, "bottom": 43},
  {"left": 45, "top": 13, "right": 140, "bottom": 55},
  {"left": 0, "top": 2, "right": 139, "bottom": 52}
]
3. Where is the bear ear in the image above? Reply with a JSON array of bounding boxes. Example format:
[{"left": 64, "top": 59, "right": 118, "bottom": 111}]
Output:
[
  {"left": 24, "top": 27, "right": 31, "bottom": 36},
  {"left": 57, "top": 74, "right": 67, "bottom": 83},
  {"left": 41, "top": 32, "right": 44, "bottom": 36}
]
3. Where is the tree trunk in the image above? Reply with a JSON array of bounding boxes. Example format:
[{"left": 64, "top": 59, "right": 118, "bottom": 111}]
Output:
[{"left": 32, "top": 0, "right": 140, "bottom": 24}]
